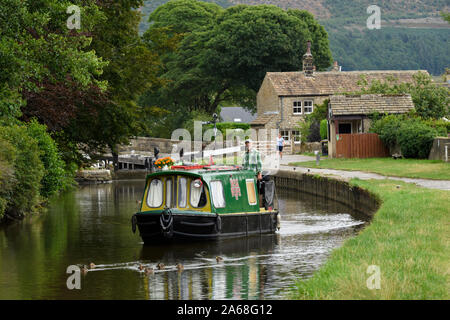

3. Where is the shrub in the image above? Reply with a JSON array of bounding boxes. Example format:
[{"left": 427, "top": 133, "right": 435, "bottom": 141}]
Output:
[
  {"left": 0, "top": 125, "right": 44, "bottom": 218},
  {"left": 370, "top": 114, "right": 403, "bottom": 150},
  {"left": 297, "top": 120, "right": 311, "bottom": 143},
  {"left": 397, "top": 119, "right": 439, "bottom": 159},
  {"left": 25, "top": 120, "right": 70, "bottom": 197},
  {"left": 371, "top": 115, "right": 441, "bottom": 158},
  {"left": 422, "top": 118, "right": 449, "bottom": 136},
  {"left": 320, "top": 119, "right": 328, "bottom": 140},
  {"left": 0, "top": 138, "right": 17, "bottom": 220},
  {"left": 308, "top": 99, "right": 329, "bottom": 123}
]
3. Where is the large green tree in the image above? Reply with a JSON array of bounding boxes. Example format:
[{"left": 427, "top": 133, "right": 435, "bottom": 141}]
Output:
[
  {"left": 1, "top": 0, "right": 164, "bottom": 167},
  {"left": 141, "top": 1, "right": 333, "bottom": 136},
  {"left": 78, "top": 0, "right": 163, "bottom": 167},
  {"left": 0, "top": 0, "right": 106, "bottom": 123},
  {"left": 354, "top": 72, "right": 450, "bottom": 119}
]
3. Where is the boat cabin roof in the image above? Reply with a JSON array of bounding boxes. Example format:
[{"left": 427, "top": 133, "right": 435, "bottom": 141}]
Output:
[{"left": 143, "top": 166, "right": 261, "bottom": 214}]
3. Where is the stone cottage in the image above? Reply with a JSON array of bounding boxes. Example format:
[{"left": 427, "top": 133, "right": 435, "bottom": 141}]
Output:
[
  {"left": 251, "top": 41, "right": 427, "bottom": 154},
  {"left": 328, "top": 94, "right": 415, "bottom": 158}
]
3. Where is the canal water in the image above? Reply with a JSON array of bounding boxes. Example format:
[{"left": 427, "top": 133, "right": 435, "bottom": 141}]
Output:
[{"left": 0, "top": 180, "right": 366, "bottom": 300}]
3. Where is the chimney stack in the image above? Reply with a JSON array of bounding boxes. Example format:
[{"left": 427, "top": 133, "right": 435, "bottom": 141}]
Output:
[
  {"left": 332, "top": 61, "right": 340, "bottom": 72},
  {"left": 302, "top": 40, "right": 314, "bottom": 76}
]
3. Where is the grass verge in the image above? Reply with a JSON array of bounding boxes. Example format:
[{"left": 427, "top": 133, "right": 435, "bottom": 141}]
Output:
[
  {"left": 289, "top": 158, "right": 450, "bottom": 180},
  {"left": 290, "top": 179, "right": 449, "bottom": 299}
]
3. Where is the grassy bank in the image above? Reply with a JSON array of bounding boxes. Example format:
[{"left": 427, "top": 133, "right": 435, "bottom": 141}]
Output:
[
  {"left": 289, "top": 158, "right": 450, "bottom": 180},
  {"left": 291, "top": 179, "right": 449, "bottom": 299}
]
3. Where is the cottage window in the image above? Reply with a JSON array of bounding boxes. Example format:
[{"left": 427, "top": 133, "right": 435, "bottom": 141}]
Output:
[
  {"left": 246, "top": 179, "right": 257, "bottom": 205},
  {"left": 147, "top": 179, "right": 163, "bottom": 208},
  {"left": 210, "top": 180, "right": 225, "bottom": 208},
  {"left": 292, "top": 131, "right": 301, "bottom": 144},
  {"left": 338, "top": 123, "right": 352, "bottom": 134},
  {"left": 293, "top": 101, "right": 302, "bottom": 115},
  {"left": 281, "top": 130, "right": 290, "bottom": 142},
  {"left": 304, "top": 101, "right": 314, "bottom": 114},
  {"left": 178, "top": 177, "right": 187, "bottom": 208}
]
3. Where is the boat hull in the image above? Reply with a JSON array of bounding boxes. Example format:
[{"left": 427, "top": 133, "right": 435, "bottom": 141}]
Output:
[{"left": 132, "top": 211, "right": 279, "bottom": 244}]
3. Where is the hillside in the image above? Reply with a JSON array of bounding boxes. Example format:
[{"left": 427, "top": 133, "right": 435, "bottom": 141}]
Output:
[{"left": 139, "top": 0, "right": 450, "bottom": 75}]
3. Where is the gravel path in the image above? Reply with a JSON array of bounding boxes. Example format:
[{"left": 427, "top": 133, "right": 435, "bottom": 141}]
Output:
[{"left": 278, "top": 155, "right": 450, "bottom": 191}]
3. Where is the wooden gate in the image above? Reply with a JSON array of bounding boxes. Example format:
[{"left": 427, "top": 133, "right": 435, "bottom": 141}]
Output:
[{"left": 336, "top": 133, "right": 389, "bottom": 158}]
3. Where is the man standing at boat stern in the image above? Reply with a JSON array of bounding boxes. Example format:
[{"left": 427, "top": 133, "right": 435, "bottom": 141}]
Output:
[{"left": 243, "top": 139, "right": 262, "bottom": 181}]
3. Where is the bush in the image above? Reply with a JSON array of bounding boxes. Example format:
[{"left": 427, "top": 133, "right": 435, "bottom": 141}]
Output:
[
  {"left": 397, "top": 119, "right": 440, "bottom": 159},
  {"left": 320, "top": 119, "right": 328, "bottom": 140},
  {"left": 25, "top": 120, "right": 70, "bottom": 197},
  {"left": 422, "top": 118, "right": 449, "bottom": 136},
  {"left": 371, "top": 115, "right": 441, "bottom": 158},
  {"left": 370, "top": 114, "right": 403, "bottom": 150},
  {"left": 0, "top": 138, "right": 17, "bottom": 219},
  {"left": 0, "top": 125, "right": 44, "bottom": 218}
]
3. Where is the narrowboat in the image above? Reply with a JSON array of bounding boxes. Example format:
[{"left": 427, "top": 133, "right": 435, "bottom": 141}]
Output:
[{"left": 131, "top": 165, "right": 280, "bottom": 244}]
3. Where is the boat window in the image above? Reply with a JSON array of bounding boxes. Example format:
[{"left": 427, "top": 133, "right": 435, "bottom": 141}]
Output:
[
  {"left": 190, "top": 179, "right": 207, "bottom": 208},
  {"left": 166, "top": 178, "right": 173, "bottom": 208},
  {"left": 246, "top": 179, "right": 257, "bottom": 205},
  {"left": 210, "top": 180, "right": 225, "bottom": 208},
  {"left": 178, "top": 177, "right": 187, "bottom": 208},
  {"left": 147, "top": 179, "right": 163, "bottom": 208}
]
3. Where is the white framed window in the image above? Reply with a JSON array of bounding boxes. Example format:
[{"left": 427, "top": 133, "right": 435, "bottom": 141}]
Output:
[
  {"left": 245, "top": 179, "right": 257, "bottom": 205},
  {"left": 190, "top": 179, "right": 206, "bottom": 208},
  {"left": 147, "top": 179, "right": 163, "bottom": 208},
  {"left": 293, "top": 101, "right": 302, "bottom": 115},
  {"left": 292, "top": 131, "right": 301, "bottom": 144},
  {"left": 280, "top": 130, "right": 290, "bottom": 142},
  {"left": 178, "top": 177, "right": 187, "bottom": 208},
  {"left": 210, "top": 180, "right": 225, "bottom": 208},
  {"left": 304, "top": 100, "right": 314, "bottom": 114},
  {"left": 166, "top": 178, "right": 173, "bottom": 208}
]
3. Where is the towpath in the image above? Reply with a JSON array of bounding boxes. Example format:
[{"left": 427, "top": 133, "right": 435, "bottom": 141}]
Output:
[{"left": 278, "top": 155, "right": 450, "bottom": 191}]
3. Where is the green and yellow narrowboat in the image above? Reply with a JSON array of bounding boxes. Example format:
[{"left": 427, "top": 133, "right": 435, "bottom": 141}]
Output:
[{"left": 131, "top": 165, "right": 279, "bottom": 244}]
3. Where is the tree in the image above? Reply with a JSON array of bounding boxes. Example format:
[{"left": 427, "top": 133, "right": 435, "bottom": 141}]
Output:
[
  {"left": 5, "top": 1, "right": 164, "bottom": 167},
  {"left": 147, "top": 0, "right": 222, "bottom": 37},
  {"left": 0, "top": 0, "right": 114, "bottom": 172},
  {"left": 354, "top": 72, "right": 449, "bottom": 119},
  {"left": 145, "top": 2, "right": 333, "bottom": 120},
  {"left": 84, "top": 0, "right": 165, "bottom": 169}
]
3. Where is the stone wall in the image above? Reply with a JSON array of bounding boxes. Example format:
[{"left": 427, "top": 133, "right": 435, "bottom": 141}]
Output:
[
  {"left": 274, "top": 170, "right": 380, "bottom": 219},
  {"left": 428, "top": 137, "right": 450, "bottom": 161},
  {"left": 76, "top": 169, "right": 112, "bottom": 184},
  {"left": 256, "top": 77, "right": 280, "bottom": 117},
  {"left": 292, "top": 142, "right": 322, "bottom": 154},
  {"left": 279, "top": 95, "right": 328, "bottom": 130},
  {"left": 112, "top": 170, "right": 148, "bottom": 180}
]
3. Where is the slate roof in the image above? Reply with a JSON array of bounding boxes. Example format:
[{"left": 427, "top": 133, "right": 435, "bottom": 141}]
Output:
[
  {"left": 329, "top": 94, "right": 415, "bottom": 116},
  {"left": 265, "top": 70, "right": 427, "bottom": 96},
  {"left": 220, "top": 107, "right": 256, "bottom": 123},
  {"left": 250, "top": 114, "right": 277, "bottom": 126}
]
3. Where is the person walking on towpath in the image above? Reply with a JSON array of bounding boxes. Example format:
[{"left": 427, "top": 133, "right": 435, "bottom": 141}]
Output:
[{"left": 277, "top": 133, "right": 285, "bottom": 159}]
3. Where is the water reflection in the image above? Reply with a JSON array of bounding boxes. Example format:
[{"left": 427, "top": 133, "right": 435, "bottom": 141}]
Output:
[{"left": 0, "top": 181, "right": 365, "bottom": 300}]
